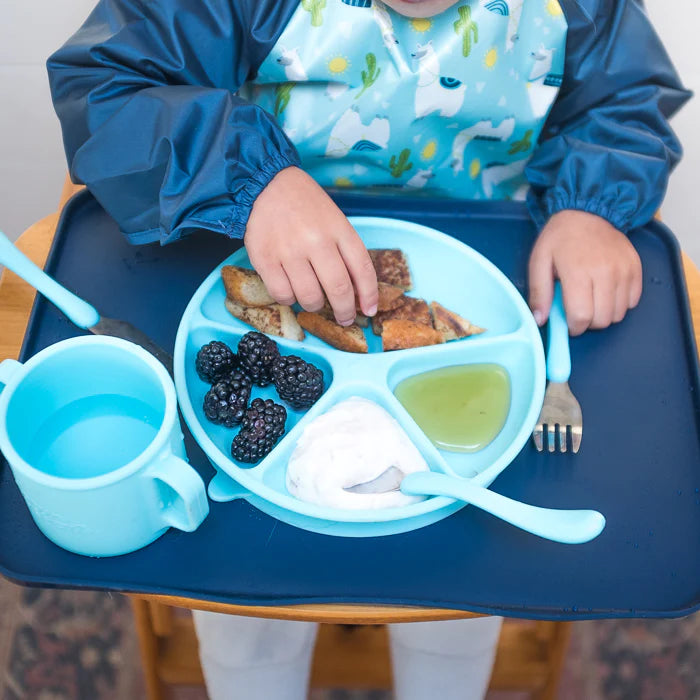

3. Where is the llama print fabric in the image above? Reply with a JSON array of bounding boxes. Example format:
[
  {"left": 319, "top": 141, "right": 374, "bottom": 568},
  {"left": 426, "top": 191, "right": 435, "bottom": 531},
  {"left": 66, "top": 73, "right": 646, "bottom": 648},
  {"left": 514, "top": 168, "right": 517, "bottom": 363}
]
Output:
[{"left": 240, "top": 0, "right": 568, "bottom": 201}]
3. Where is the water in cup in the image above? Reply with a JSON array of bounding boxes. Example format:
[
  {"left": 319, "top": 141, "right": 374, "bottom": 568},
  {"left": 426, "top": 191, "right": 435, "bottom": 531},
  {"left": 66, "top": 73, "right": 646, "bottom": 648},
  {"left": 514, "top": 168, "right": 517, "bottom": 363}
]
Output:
[{"left": 27, "top": 394, "right": 163, "bottom": 478}]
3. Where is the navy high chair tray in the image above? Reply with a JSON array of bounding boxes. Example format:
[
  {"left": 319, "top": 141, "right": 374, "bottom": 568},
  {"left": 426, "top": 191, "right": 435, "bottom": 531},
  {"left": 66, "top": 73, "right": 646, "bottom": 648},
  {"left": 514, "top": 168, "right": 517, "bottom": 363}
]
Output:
[{"left": 1, "top": 189, "right": 699, "bottom": 620}]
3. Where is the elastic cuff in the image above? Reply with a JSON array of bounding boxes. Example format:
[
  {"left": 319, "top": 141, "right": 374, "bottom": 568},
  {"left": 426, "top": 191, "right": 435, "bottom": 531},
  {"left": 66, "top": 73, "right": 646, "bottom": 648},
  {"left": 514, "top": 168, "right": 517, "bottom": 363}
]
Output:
[
  {"left": 536, "top": 192, "right": 632, "bottom": 233},
  {"left": 225, "top": 154, "right": 298, "bottom": 239}
]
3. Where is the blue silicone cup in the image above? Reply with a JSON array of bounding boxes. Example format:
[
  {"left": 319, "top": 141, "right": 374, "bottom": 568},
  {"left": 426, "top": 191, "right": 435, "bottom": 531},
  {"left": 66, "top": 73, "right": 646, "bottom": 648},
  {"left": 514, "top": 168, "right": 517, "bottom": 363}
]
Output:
[
  {"left": 0, "top": 336, "right": 209, "bottom": 556},
  {"left": 174, "top": 217, "right": 545, "bottom": 537}
]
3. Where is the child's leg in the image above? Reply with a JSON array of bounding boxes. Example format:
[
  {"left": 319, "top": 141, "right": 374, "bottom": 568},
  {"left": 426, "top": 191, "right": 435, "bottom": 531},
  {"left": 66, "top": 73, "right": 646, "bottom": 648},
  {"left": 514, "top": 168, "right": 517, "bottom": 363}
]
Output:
[
  {"left": 388, "top": 616, "right": 503, "bottom": 700},
  {"left": 192, "top": 610, "right": 318, "bottom": 700}
]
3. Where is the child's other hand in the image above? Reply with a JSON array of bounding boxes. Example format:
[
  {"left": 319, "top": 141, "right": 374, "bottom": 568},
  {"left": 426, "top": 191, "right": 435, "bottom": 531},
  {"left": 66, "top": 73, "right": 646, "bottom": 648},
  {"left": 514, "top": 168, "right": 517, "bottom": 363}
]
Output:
[
  {"left": 528, "top": 210, "right": 642, "bottom": 335},
  {"left": 244, "top": 167, "right": 378, "bottom": 326}
]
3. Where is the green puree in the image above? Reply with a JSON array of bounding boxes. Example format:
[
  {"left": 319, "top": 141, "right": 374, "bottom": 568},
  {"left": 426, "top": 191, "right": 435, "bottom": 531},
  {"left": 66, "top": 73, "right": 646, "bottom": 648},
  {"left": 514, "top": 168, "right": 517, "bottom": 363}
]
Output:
[{"left": 394, "top": 364, "right": 511, "bottom": 453}]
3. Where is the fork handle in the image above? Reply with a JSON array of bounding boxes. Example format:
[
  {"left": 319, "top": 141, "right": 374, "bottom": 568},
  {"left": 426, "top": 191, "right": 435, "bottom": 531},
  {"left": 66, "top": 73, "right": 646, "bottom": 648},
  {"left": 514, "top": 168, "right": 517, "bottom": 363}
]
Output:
[{"left": 547, "top": 281, "right": 571, "bottom": 383}]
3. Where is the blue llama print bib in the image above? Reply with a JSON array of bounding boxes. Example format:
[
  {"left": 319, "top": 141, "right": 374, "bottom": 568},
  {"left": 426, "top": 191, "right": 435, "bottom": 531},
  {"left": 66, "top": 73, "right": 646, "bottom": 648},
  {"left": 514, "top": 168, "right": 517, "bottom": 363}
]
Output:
[{"left": 240, "top": 0, "right": 568, "bottom": 200}]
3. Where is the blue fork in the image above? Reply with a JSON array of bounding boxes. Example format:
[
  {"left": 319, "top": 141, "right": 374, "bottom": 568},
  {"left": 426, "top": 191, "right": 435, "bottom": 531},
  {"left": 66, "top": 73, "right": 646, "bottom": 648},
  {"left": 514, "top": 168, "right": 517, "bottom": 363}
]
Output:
[{"left": 533, "top": 282, "right": 583, "bottom": 453}]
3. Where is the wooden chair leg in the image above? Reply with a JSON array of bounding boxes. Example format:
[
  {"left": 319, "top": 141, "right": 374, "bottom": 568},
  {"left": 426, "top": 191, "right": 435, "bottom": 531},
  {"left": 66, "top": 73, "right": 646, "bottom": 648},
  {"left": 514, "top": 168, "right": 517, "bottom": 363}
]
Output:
[
  {"left": 532, "top": 621, "right": 572, "bottom": 700},
  {"left": 130, "top": 597, "right": 166, "bottom": 700},
  {"left": 148, "top": 600, "right": 174, "bottom": 638}
]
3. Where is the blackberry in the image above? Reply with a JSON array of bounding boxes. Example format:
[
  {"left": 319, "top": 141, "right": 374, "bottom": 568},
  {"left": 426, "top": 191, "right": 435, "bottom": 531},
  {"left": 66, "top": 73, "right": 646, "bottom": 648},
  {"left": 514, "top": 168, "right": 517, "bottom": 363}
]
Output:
[
  {"left": 202, "top": 371, "right": 252, "bottom": 427},
  {"left": 237, "top": 332, "right": 280, "bottom": 386},
  {"left": 272, "top": 355, "right": 324, "bottom": 410},
  {"left": 195, "top": 341, "right": 237, "bottom": 384},
  {"left": 230, "top": 398, "right": 286, "bottom": 464}
]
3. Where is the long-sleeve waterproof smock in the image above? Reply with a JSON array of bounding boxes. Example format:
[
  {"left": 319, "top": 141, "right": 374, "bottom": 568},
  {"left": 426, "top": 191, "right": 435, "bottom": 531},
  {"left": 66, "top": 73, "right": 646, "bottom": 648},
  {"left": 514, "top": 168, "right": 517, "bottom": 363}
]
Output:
[{"left": 47, "top": 0, "right": 691, "bottom": 245}]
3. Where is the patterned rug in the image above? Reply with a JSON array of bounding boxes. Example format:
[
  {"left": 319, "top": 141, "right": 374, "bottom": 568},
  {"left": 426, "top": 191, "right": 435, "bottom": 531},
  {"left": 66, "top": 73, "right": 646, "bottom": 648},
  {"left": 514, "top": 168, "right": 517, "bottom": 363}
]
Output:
[{"left": 1, "top": 580, "right": 699, "bottom": 700}]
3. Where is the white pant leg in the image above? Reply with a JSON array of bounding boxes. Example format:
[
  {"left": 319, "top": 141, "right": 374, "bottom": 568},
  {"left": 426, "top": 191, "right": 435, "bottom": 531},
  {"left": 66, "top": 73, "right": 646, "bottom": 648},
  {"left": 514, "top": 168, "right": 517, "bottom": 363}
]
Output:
[
  {"left": 388, "top": 616, "right": 503, "bottom": 700},
  {"left": 192, "top": 610, "right": 319, "bottom": 700}
]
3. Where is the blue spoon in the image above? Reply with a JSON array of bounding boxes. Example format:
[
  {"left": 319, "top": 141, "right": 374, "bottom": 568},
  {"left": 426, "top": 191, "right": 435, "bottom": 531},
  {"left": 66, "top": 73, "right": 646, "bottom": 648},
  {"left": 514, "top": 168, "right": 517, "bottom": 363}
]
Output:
[
  {"left": 347, "top": 467, "right": 605, "bottom": 544},
  {"left": 0, "top": 230, "right": 172, "bottom": 373}
]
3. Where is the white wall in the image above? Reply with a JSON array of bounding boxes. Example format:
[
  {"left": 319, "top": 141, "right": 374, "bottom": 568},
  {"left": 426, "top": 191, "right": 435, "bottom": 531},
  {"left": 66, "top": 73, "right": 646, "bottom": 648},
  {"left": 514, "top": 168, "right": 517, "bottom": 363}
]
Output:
[
  {"left": 0, "top": 0, "right": 698, "bottom": 257},
  {"left": 645, "top": 0, "right": 700, "bottom": 261},
  {"left": 0, "top": 0, "right": 96, "bottom": 242}
]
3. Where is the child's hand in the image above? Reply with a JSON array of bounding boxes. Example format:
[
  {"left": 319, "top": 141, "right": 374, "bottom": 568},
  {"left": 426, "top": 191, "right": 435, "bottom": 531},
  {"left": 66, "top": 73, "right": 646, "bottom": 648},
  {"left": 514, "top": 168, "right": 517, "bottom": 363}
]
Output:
[
  {"left": 528, "top": 210, "right": 642, "bottom": 335},
  {"left": 244, "top": 167, "right": 378, "bottom": 326}
]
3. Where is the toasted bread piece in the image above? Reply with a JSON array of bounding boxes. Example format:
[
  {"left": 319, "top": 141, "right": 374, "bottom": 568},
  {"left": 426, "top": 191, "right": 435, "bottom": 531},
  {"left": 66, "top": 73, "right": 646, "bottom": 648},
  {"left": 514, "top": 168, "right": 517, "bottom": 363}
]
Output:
[
  {"left": 354, "top": 312, "right": 370, "bottom": 328},
  {"left": 319, "top": 300, "right": 335, "bottom": 319},
  {"left": 430, "top": 302, "right": 486, "bottom": 341},
  {"left": 224, "top": 299, "right": 304, "bottom": 340},
  {"left": 376, "top": 282, "right": 406, "bottom": 311},
  {"left": 314, "top": 282, "right": 403, "bottom": 320},
  {"left": 382, "top": 320, "right": 444, "bottom": 352},
  {"left": 372, "top": 296, "right": 432, "bottom": 335},
  {"left": 297, "top": 312, "right": 368, "bottom": 353},
  {"left": 369, "top": 249, "right": 412, "bottom": 291},
  {"left": 221, "top": 265, "right": 275, "bottom": 307},
  {"left": 317, "top": 300, "right": 370, "bottom": 328}
]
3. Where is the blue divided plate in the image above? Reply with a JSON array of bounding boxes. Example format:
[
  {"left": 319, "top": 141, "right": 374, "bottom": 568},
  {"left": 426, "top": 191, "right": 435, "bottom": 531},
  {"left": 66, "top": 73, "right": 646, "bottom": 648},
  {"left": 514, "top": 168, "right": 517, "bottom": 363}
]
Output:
[{"left": 175, "top": 217, "right": 545, "bottom": 536}]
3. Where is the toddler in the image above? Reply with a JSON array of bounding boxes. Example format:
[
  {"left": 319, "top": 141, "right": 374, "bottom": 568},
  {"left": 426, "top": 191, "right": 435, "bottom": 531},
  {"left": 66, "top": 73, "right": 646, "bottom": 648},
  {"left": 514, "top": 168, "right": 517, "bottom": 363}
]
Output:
[{"left": 47, "top": 1, "right": 689, "bottom": 698}]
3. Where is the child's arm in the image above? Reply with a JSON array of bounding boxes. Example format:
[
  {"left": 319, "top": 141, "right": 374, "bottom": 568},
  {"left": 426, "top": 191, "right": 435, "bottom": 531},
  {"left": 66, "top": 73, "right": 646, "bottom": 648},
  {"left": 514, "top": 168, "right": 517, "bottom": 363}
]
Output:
[
  {"left": 48, "top": 0, "right": 296, "bottom": 244},
  {"left": 526, "top": 0, "right": 691, "bottom": 334},
  {"left": 47, "top": 0, "right": 377, "bottom": 323}
]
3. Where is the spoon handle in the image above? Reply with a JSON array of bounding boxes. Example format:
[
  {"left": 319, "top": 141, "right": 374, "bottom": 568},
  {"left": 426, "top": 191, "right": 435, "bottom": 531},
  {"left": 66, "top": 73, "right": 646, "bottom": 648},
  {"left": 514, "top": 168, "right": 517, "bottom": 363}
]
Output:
[
  {"left": 401, "top": 472, "right": 605, "bottom": 544},
  {"left": 0, "top": 230, "right": 100, "bottom": 329}
]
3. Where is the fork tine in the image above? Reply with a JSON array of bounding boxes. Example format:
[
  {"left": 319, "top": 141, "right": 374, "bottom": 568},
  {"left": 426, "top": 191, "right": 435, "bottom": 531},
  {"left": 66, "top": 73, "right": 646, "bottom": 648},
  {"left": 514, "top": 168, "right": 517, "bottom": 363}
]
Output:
[
  {"left": 533, "top": 426, "right": 544, "bottom": 452},
  {"left": 571, "top": 425, "right": 582, "bottom": 454},
  {"left": 547, "top": 424, "right": 556, "bottom": 453},
  {"left": 559, "top": 425, "right": 568, "bottom": 453}
]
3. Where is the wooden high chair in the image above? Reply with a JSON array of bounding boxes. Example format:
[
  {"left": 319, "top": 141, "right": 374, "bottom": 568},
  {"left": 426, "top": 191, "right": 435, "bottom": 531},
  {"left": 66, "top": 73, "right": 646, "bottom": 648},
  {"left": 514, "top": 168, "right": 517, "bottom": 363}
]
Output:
[{"left": 131, "top": 596, "right": 572, "bottom": 700}]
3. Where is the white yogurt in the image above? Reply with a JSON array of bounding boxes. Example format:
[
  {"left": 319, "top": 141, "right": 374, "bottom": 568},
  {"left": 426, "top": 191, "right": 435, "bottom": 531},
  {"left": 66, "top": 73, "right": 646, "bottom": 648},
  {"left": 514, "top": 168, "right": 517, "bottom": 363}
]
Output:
[{"left": 286, "top": 397, "right": 429, "bottom": 510}]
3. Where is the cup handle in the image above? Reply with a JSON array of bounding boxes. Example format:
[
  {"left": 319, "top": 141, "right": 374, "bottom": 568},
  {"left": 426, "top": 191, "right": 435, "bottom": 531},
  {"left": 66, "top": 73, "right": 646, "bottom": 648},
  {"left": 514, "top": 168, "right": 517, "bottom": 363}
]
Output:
[
  {"left": 148, "top": 456, "right": 209, "bottom": 532},
  {"left": 0, "top": 359, "right": 23, "bottom": 392}
]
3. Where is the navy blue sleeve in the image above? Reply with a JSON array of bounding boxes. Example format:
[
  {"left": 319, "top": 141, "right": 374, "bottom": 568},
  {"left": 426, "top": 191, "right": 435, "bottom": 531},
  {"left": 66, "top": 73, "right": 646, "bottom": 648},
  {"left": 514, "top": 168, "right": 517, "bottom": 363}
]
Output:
[
  {"left": 47, "top": 0, "right": 300, "bottom": 244},
  {"left": 526, "top": 0, "right": 692, "bottom": 233}
]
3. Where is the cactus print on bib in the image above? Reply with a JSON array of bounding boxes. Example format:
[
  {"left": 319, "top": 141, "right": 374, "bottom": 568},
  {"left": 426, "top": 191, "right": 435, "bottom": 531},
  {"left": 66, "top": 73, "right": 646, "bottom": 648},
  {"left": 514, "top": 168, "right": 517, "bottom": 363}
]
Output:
[{"left": 240, "top": 0, "right": 567, "bottom": 201}]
